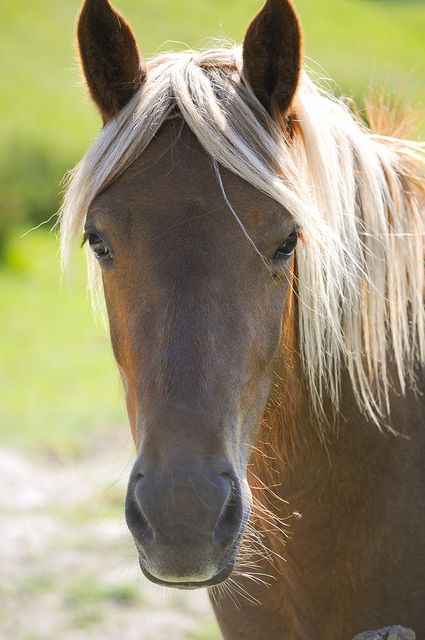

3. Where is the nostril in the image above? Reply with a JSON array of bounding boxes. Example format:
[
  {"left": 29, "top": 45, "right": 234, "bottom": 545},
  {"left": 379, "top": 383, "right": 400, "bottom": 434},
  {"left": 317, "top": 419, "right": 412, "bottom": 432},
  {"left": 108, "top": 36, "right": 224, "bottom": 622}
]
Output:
[
  {"left": 125, "top": 476, "right": 154, "bottom": 543},
  {"left": 214, "top": 473, "right": 243, "bottom": 546}
]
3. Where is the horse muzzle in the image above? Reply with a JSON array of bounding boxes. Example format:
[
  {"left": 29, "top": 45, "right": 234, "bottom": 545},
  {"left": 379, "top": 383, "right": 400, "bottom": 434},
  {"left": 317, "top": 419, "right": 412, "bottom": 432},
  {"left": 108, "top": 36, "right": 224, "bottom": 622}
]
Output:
[{"left": 125, "top": 459, "right": 247, "bottom": 588}]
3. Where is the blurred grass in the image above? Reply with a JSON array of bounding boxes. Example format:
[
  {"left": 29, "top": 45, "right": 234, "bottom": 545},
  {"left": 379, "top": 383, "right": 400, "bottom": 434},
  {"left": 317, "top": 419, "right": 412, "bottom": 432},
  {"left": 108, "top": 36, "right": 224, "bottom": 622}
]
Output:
[
  {"left": 189, "top": 620, "right": 222, "bottom": 640},
  {"left": 0, "top": 230, "right": 125, "bottom": 454},
  {"left": 65, "top": 576, "right": 141, "bottom": 610},
  {"left": 1, "top": 0, "right": 424, "bottom": 453}
]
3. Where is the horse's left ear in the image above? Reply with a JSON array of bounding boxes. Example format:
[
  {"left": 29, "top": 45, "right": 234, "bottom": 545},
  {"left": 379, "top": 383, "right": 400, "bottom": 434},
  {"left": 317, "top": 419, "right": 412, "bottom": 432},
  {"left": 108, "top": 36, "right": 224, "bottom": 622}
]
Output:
[
  {"left": 243, "top": 0, "right": 302, "bottom": 117},
  {"left": 78, "top": 0, "right": 146, "bottom": 123}
]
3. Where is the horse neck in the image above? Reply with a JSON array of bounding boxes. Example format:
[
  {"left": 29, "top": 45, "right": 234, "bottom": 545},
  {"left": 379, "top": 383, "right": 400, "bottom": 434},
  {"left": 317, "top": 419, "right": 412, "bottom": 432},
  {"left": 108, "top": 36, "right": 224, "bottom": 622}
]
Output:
[{"left": 248, "top": 281, "right": 406, "bottom": 538}]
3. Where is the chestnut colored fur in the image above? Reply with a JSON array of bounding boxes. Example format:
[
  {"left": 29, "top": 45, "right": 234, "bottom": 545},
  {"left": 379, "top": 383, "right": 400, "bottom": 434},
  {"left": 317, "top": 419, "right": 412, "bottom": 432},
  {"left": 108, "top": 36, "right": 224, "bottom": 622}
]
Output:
[{"left": 78, "top": 0, "right": 145, "bottom": 122}]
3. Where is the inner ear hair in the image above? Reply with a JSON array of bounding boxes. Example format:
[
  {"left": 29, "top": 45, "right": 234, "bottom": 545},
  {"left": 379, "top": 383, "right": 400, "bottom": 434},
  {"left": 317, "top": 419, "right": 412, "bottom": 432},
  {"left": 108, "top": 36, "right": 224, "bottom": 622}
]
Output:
[
  {"left": 77, "top": 0, "right": 146, "bottom": 123},
  {"left": 242, "top": 0, "right": 302, "bottom": 117}
]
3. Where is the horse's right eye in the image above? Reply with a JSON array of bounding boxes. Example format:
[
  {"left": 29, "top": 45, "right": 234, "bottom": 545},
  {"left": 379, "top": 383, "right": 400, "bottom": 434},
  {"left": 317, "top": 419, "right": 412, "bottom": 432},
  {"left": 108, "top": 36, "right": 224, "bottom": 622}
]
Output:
[{"left": 83, "top": 231, "right": 113, "bottom": 263}]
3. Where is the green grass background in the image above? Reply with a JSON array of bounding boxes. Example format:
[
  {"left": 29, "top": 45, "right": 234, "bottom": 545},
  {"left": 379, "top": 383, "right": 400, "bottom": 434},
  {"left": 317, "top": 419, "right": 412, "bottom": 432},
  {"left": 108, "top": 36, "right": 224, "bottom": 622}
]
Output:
[{"left": 1, "top": 0, "right": 424, "bottom": 454}]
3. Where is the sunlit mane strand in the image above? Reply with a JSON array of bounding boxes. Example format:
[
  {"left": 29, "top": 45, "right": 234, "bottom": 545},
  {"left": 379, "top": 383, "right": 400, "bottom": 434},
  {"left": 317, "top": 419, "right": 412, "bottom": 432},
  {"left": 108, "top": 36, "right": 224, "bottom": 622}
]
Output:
[{"left": 60, "top": 44, "right": 425, "bottom": 426}]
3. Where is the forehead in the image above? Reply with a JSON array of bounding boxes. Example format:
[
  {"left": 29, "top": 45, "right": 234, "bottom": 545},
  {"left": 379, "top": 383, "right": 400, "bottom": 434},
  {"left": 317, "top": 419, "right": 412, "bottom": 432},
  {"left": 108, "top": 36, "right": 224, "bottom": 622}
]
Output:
[{"left": 88, "top": 118, "right": 292, "bottom": 238}]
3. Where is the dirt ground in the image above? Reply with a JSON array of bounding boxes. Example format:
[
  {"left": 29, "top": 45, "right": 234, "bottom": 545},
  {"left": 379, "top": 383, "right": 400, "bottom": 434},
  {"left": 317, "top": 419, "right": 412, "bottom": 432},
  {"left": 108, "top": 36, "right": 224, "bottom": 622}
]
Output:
[{"left": 0, "top": 434, "right": 220, "bottom": 640}]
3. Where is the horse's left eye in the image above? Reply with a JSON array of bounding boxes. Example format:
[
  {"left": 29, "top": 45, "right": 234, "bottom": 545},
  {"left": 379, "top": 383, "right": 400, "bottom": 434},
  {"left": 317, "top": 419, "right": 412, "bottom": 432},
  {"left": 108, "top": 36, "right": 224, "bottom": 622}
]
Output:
[
  {"left": 84, "top": 232, "right": 112, "bottom": 262},
  {"left": 273, "top": 229, "right": 298, "bottom": 261}
]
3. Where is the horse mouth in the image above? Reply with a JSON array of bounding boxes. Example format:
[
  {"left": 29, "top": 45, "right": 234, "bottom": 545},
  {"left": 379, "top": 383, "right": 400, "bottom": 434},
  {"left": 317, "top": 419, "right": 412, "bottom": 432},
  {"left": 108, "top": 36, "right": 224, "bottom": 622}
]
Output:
[
  {"left": 139, "top": 559, "right": 235, "bottom": 590},
  {"left": 133, "top": 506, "right": 250, "bottom": 590}
]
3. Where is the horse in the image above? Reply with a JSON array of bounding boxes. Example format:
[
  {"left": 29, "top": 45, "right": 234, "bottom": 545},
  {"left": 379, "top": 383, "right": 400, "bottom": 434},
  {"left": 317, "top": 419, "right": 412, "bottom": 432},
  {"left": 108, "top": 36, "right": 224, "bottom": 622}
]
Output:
[{"left": 60, "top": 1, "right": 425, "bottom": 638}]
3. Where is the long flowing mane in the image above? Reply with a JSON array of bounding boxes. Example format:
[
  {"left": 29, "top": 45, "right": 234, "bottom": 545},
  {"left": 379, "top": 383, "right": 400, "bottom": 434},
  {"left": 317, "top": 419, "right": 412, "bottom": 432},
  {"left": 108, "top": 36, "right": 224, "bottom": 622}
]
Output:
[{"left": 60, "top": 45, "right": 425, "bottom": 425}]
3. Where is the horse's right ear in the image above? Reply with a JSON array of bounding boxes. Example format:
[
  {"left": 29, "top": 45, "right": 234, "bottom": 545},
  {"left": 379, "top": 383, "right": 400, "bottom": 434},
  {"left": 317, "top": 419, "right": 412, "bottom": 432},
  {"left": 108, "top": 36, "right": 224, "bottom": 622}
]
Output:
[
  {"left": 243, "top": 0, "right": 302, "bottom": 117},
  {"left": 78, "top": 0, "right": 146, "bottom": 123}
]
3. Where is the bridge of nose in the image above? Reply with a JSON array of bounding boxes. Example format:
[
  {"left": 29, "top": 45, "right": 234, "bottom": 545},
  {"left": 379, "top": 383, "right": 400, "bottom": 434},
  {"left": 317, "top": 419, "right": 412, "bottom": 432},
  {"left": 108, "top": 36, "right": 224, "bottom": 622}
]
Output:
[{"left": 135, "top": 402, "right": 237, "bottom": 466}]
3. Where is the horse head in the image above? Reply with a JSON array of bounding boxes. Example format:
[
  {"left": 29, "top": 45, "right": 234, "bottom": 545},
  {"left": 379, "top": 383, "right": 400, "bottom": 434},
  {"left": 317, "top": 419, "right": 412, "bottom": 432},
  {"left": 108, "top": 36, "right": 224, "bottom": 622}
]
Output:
[{"left": 75, "top": 0, "right": 302, "bottom": 588}]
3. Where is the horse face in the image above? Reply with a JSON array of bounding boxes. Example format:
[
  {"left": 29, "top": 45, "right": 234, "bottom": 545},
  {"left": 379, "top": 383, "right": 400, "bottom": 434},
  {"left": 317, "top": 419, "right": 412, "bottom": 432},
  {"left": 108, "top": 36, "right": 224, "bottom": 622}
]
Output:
[
  {"left": 85, "top": 120, "right": 295, "bottom": 587},
  {"left": 77, "top": 0, "right": 301, "bottom": 588}
]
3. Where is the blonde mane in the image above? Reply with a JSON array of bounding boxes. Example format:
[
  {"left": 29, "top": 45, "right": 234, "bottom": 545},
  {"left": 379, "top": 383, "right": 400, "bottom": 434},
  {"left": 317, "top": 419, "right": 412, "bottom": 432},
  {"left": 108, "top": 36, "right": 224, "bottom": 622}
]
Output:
[{"left": 60, "top": 45, "right": 425, "bottom": 425}]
